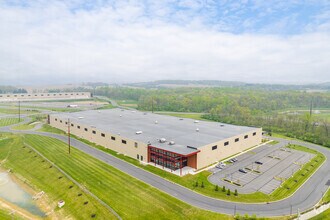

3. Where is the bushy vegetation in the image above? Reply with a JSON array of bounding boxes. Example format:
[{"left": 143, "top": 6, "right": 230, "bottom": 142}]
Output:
[{"left": 93, "top": 86, "right": 330, "bottom": 148}]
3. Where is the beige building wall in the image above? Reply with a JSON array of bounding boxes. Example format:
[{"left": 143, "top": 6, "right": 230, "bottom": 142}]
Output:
[
  {"left": 196, "top": 128, "right": 262, "bottom": 169},
  {"left": 49, "top": 115, "right": 262, "bottom": 169},
  {"left": 49, "top": 115, "right": 148, "bottom": 162},
  {"left": 0, "top": 92, "right": 91, "bottom": 102}
]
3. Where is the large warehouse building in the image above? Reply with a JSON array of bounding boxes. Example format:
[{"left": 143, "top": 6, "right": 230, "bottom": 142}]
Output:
[
  {"left": 49, "top": 109, "right": 262, "bottom": 175},
  {"left": 0, "top": 92, "right": 91, "bottom": 102}
]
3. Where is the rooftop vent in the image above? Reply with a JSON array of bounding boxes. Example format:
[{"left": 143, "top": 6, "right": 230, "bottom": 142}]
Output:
[
  {"left": 196, "top": 128, "right": 199, "bottom": 132},
  {"left": 179, "top": 118, "right": 183, "bottom": 120},
  {"left": 136, "top": 131, "right": 143, "bottom": 135},
  {"left": 194, "top": 120, "right": 199, "bottom": 123},
  {"left": 159, "top": 138, "right": 166, "bottom": 143},
  {"left": 155, "top": 120, "right": 158, "bottom": 124},
  {"left": 220, "top": 124, "right": 224, "bottom": 127},
  {"left": 169, "top": 141, "right": 175, "bottom": 145},
  {"left": 131, "top": 111, "right": 136, "bottom": 113},
  {"left": 78, "top": 117, "right": 84, "bottom": 119},
  {"left": 119, "top": 115, "right": 122, "bottom": 117},
  {"left": 98, "top": 111, "right": 101, "bottom": 113}
]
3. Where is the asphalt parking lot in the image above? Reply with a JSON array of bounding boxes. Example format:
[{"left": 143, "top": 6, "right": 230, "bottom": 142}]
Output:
[{"left": 208, "top": 141, "right": 315, "bottom": 194}]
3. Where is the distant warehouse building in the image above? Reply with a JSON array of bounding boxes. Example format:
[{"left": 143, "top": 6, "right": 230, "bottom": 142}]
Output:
[
  {"left": 49, "top": 109, "right": 262, "bottom": 175},
  {"left": 0, "top": 92, "right": 91, "bottom": 102}
]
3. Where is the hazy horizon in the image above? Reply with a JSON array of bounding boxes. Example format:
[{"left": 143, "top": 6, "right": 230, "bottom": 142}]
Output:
[{"left": 1, "top": 1, "right": 330, "bottom": 85}]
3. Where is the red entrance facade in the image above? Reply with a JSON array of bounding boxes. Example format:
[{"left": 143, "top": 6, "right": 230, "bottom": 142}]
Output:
[{"left": 147, "top": 145, "right": 200, "bottom": 175}]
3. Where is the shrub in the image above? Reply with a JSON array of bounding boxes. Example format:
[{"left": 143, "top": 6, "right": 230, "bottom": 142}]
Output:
[
  {"left": 201, "top": 182, "right": 204, "bottom": 188},
  {"left": 215, "top": 185, "right": 219, "bottom": 191},
  {"left": 227, "top": 189, "right": 231, "bottom": 196},
  {"left": 222, "top": 186, "right": 226, "bottom": 192},
  {"left": 234, "top": 189, "right": 238, "bottom": 196}
]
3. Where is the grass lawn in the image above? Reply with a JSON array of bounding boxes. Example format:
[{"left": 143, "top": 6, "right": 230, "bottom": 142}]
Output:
[
  {"left": 96, "top": 104, "right": 114, "bottom": 110},
  {"left": 0, "top": 208, "right": 24, "bottom": 220},
  {"left": 22, "top": 134, "right": 234, "bottom": 219},
  {"left": 156, "top": 112, "right": 205, "bottom": 120},
  {"left": 0, "top": 108, "right": 39, "bottom": 115},
  {"left": 38, "top": 124, "right": 66, "bottom": 135},
  {"left": 0, "top": 118, "right": 23, "bottom": 127},
  {"left": 322, "top": 188, "right": 330, "bottom": 204},
  {"left": 0, "top": 134, "right": 115, "bottom": 219},
  {"left": 116, "top": 100, "right": 138, "bottom": 108},
  {"left": 268, "top": 141, "right": 279, "bottom": 145},
  {"left": 309, "top": 208, "right": 330, "bottom": 220},
  {"left": 12, "top": 123, "right": 36, "bottom": 130}
]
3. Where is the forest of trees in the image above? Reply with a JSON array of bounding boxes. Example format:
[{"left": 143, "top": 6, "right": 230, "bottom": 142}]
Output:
[{"left": 94, "top": 86, "right": 330, "bottom": 147}]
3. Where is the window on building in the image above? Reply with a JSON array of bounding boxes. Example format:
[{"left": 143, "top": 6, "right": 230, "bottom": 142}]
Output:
[
  {"left": 141, "top": 156, "right": 143, "bottom": 161},
  {"left": 137, "top": 154, "right": 139, "bottom": 159},
  {"left": 101, "top": 133, "right": 105, "bottom": 137},
  {"left": 244, "top": 135, "right": 248, "bottom": 139},
  {"left": 235, "top": 138, "right": 239, "bottom": 142},
  {"left": 122, "top": 140, "right": 127, "bottom": 144},
  {"left": 55, "top": 118, "right": 57, "bottom": 121},
  {"left": 84, "top": 128, "right": 88, "bottom": 131},
  {"left": 253, "top": 132, "right": 256, "bottom": 136},
  {"left": 92, "top": 130, "right": 96, "bottom": 134},
  {"left": 111, "top": 136, "right": 116, "bottom": 141},
  {"left": 60, "top": 120, "right": 62, "bottom": 123},
  {"left": 224, "top": 141, "right": 229, "bottom": 146},
  {"left": 212, "top": 145, "right": 217, "bottom": 150},
  {"left": 77, "top": 126, "right": 80, "bottom": 129},
  {"left": 71, "top": 123, "right": 74, "bottom": 127},
  {"left": 135, "top": 142, "right": 138, "bottom": 148},
  {"left": 65, "top": 122, "right": 68, "bottom": 125}
]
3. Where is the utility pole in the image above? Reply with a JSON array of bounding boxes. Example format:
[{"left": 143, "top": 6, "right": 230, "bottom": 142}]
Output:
[
  {"left": 68, "top": 118, "right": 71, "bottom": 154},
  {"left": 234, "top": 204, "right": 237, "bottom": 216}
]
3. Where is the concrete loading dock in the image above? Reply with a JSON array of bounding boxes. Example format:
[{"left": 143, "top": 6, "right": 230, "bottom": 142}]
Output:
[{"left": 209, "top": 141, "right": 314, "bottom": 194}]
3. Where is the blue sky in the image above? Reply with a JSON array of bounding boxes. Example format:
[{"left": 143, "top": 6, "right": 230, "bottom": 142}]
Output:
[{"left": 0, "top": 0, "right": 330, "bottom": 84}]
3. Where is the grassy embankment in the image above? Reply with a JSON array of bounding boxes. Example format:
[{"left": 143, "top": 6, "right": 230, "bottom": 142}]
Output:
[
  {"left": 0, "top": 118, "right": 23, "bottom": 127},
  {"left": 116, "top": 100, "right": 138, "bottom": 108},
  {"left": 0, "top": 108, "right": 39, "bottom": 115},
  {"left": 39, "top": 122, "right": 325, "bottom": 204},
  {"left": 0, "top": 134, "right": 116, "bottom": 219},
  {"left": 309, "top": 208, "right": 330, "bottom": 220},
  {"left": 23, "top": 134, "right": 233, "bottom": 219}
]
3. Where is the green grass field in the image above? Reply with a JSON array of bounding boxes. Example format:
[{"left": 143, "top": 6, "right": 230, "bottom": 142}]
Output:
[
  {"left": 0, "top": 134, "right": 115, "bottom": 219},
  {"left": 38, "top": 124, "right": 66, "bottom": 135},
  {"left": 0, "top": 108, "right": 39, "bottom": 115},
  {"left": 22, "top": 134, "right": 233, "bottom": 219},
  {"left": 156, "top": 112, "right": 205, "bottom": 120},
  {"left": 116, "top": 100, "right": 138, "bottom": 108},
  {"left": 0, "top": 208, "right": 24, "bottom": 220},
  {"left": 309, "top": 208, "right": 330, "bottom": 220},
  {"left": 0, "top": 118, "right": 23, "bottom": 127},
  {"left": 96, "top": 104, "right": 114, "bottom": 110},
  {"left": 12, "top": 122, "right": 38, "bottom": 130}
]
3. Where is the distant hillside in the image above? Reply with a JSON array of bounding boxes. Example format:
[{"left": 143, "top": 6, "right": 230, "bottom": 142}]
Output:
[{"left": 125, "top": 80, "right": 330, "bottom": 91}]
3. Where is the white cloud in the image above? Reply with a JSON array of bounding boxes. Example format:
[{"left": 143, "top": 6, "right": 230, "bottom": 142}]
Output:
[{"left": 0, "top": 1, "right": 329, "bottom": 85}]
